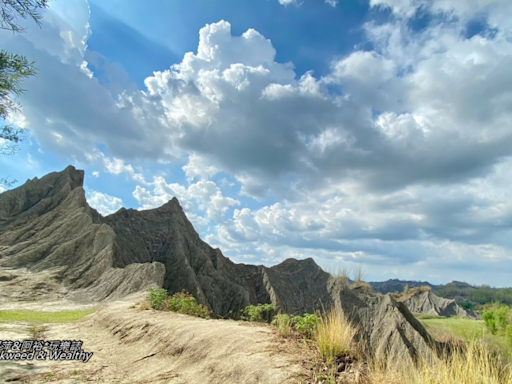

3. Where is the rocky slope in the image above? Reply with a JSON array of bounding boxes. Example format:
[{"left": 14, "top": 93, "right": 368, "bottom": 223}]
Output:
[
  {"left": 0, "top": 166, "right": 165, "bottom": 302},
  {"left": 397, "top": 290, "right": 480, "bottom": 320},
  {"left": 0, "top": 165, "right": 446, "bottom": 363}
]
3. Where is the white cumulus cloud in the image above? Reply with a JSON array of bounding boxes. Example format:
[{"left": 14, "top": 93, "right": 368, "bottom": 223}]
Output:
[{"left": 86, "top": 190, "right": 123, "bottom": 215}]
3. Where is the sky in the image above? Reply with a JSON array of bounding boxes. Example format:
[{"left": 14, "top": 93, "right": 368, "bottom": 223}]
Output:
[{"left": 1, "top": 0, "right": 512, "bottom": 287}]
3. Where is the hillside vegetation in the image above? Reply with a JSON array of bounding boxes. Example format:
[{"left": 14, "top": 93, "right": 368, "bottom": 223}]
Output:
[{"left": 435, "top": 283, "right": 512, "bottom": 306}]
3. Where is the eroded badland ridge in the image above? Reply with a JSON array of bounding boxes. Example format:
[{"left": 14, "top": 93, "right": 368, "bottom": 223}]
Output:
[
  {"left": 0, "top": 166, "right": 444, "bottom": 363},
  {"left": 397, "top": 289, "right": 479, "bottom": 320}
]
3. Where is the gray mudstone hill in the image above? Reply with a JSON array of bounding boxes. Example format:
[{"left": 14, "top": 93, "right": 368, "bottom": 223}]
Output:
[
  {"left": 397, "top": 289, "right": 480, "bottom": 320},
  {"left": 0, "top": 166, "right": 447, "bottom": 363}
]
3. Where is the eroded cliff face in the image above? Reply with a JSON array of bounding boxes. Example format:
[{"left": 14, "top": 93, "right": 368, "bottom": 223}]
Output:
[
  {"left": 0, "top": 166, "right": 165, "bottom": 301},
  {"left": 0, "top": 165, "right": 440, "bottom": 361},
  {"left": 328, "top": 283, "right": 442, "bottom": 364},
  {"left": 103, "top": 201, "right": 255, "bottom": 316}
]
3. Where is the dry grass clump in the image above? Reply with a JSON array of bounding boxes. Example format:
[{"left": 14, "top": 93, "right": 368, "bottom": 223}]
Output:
[
  {"left": 285, "top": 309, "right": 363, "bottom": 383},
  {"left": 315, "top": 309, "right": 358, "bottom": 364},
  {"left": 330, "top": 266, "right": 351, "bottom": 286},
  {"left": 406, "top": 285, "right": 433, "bottom": 295},
  {"left": 350, "top": 281, "right": 373, "bottom": 293},
  {"left": 364, "top": 339, "right": 512, "bottom": 384},
  {"left": 352, "top": 265, "right": 366, "bottom": 283},
  {"left": 138, "top": 301, "right": 152, "bottom": 311},
  {"left": 272, "top": 314, "right": 293, "bottom": 337},
  {"left": 329, "top": 264, "right": 369, "bottom": 290},
  {"left": 395, "top": 284, "right": 433, "bottom": 300}
]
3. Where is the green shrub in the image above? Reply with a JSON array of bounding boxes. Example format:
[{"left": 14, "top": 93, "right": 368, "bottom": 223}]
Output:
[
  {"left": 483, "top": 303, "right": 512, "bottom": 343},
  {"left": 241, "top": 304, "right": 276, "bottom": 323},
  {"left": 146, "top": 288, "right": 168, "bottom": 310},
  {"left": 459, "top": 301, "right": 475, "bottom": 310},
  {"left": 495, "top": 305, "right": 511, "bottom": 331},
  {"left": 165, "top": 290, "right": 212, "bottom": 319},
  {"left": 506, "top": 325, "right": 512, "bottom": 345},
  {"left": 482, "top": 311, "right": 497, "bottom": 334},
  {"left": 292, "top": 313, "right": 320, "bottom": 338},
  {"left": 270, "top": 313, "right": 320, "bottom": 339}
]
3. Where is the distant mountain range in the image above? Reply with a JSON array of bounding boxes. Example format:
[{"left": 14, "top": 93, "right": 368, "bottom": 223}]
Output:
[
  {"left": 368, "top": 279, "right": 512, "bottom": 306},
  {"left": 368, "top": 279, "right": 438, "bottom": 294}
]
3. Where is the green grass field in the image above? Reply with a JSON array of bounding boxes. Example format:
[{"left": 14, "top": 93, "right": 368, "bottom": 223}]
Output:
[
  {"left": 418, "top": 316, "right": 487, "bottom": 340},
  {"left": 0, "top": 309, "right": 96, "bottom": 324},
  {"left": 417, "top": 315, "right": 512, "bottom": 359}
]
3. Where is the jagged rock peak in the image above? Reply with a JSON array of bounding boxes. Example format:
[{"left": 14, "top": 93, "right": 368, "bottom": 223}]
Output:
[
  {"left": 2, "top": 165, "right": 84, "bottom": 195},
  {"left": 272, "top": 257, "right": 322, "bottom": 272},
  {"left": 29, "top": 165, "right": 84, "bottom": 190},
  {"left": 280, "top": 257, "right": 317, "bottom": 266},
  {"left": 0, "top": 165, "right": 88, "bottom": 227},
  {"left": 62, "top": 165, "right": 85, "bottom": 188},
  {"left": 106, "top": 197, "right": 184, "bottom": 219},
  {"left": 150, "top": 196, "right": 183, "bottom": 212},
  {"left": 0, "top": 165, "right": 186, "bottom": 218}
]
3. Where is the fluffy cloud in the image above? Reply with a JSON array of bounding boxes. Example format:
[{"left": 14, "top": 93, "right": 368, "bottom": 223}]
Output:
[
  {"left": 133, "top": 176, "right": 240, "bottom": 227},
  {"left": 102, "top": 157, "right": 147, "bottom": 184},
  {"left": 182, "top": 154, "right": 219, "bottom": 182},
  {"left": 86, "top": 190, "right": 123, "bottom": 215},
  {"left": 81, "top": 150, "right": 149, "bottom": 184},
  {"left": 370, "top": 0, "right": 512, "bottom": 28},
  {"left": 126, "top": 17, "right": 511, "bottom": 201}
]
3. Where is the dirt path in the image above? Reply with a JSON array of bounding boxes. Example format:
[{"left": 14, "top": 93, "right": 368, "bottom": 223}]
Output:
[{"left": 1, "top": 293, "right": 307, "bottom": 384}]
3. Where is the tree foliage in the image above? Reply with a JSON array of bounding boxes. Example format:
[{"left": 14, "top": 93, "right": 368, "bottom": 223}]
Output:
[
  {"left": 0, "top": 0, "right": 48, "bottom": 187},
  {"left": 0, "top": 51, "right": 35, "bottom": 151},
  {"left": 435, "top": 284, "right": 512, "bottom": 306},
  {"left": 0, "top": 0, "right": 48, "bottom": 33},
  {"left": 482, "top": 302, "right": 512, "bottom": 346}
]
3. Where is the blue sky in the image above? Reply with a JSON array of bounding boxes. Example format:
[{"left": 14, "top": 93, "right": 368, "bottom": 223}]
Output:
[{"left": 1, "top": 0, "right": 512, "bottom": 286}]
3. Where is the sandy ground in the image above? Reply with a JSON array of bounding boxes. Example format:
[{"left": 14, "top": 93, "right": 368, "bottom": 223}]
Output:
[{"left": 0, "top": 269, "right": 308, "bottom": 384}]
